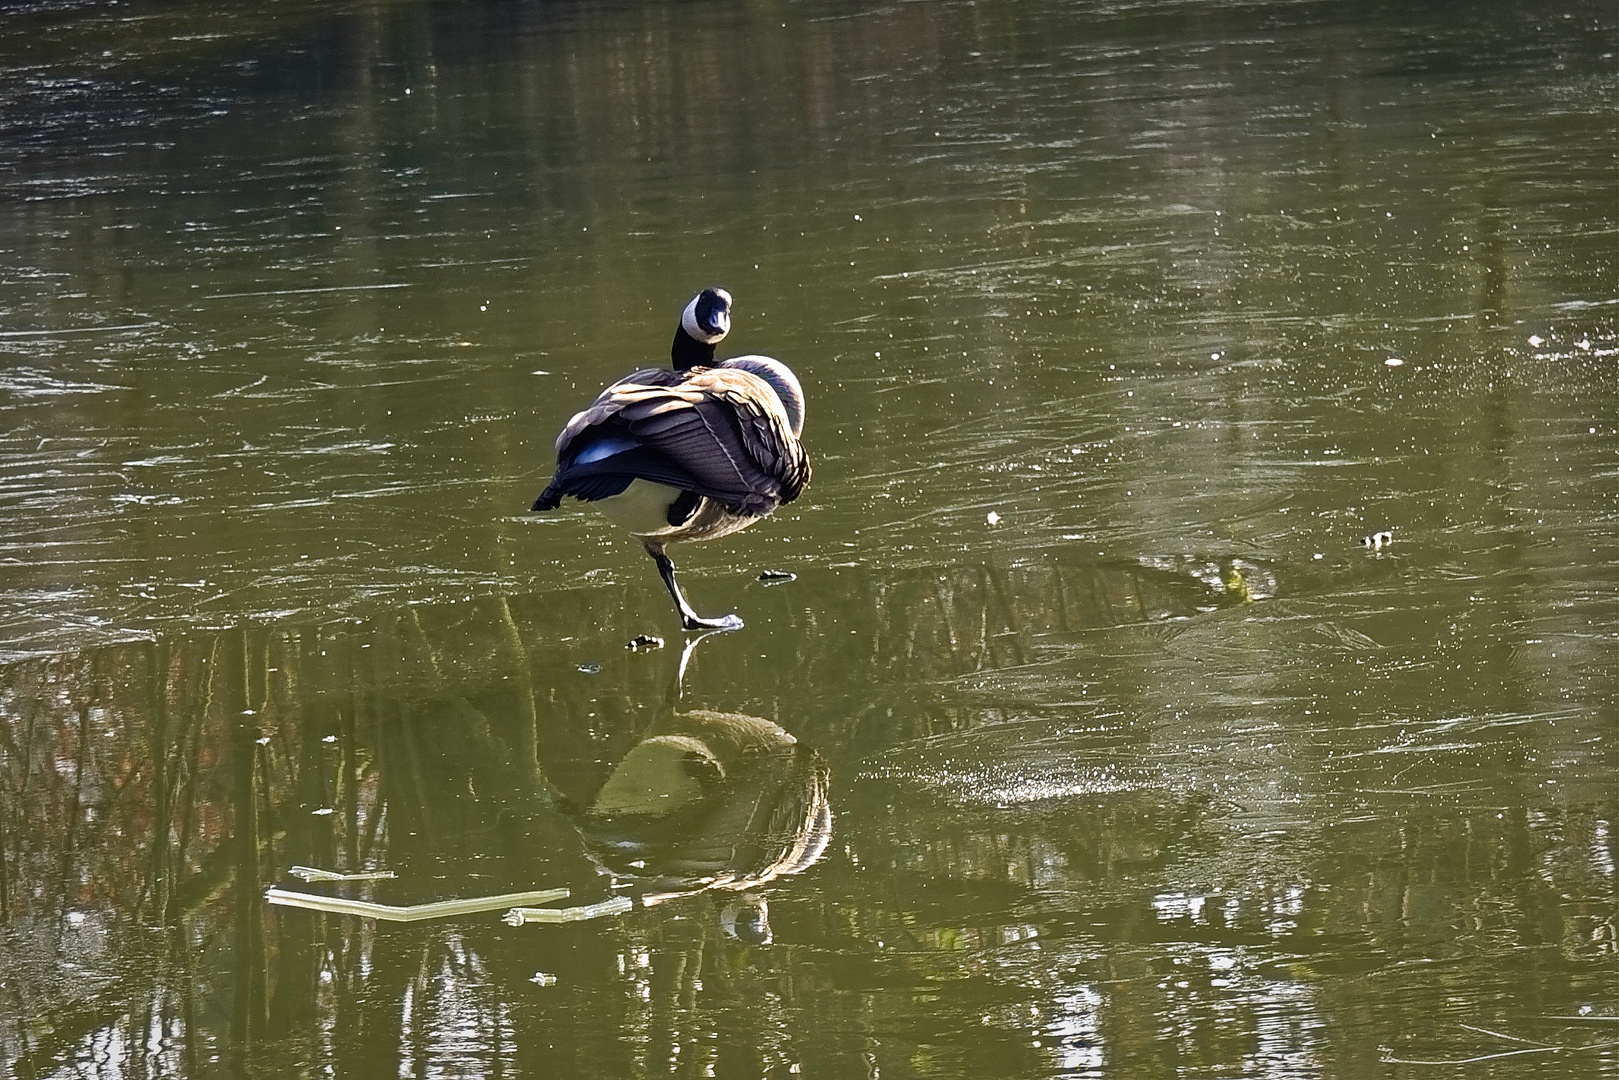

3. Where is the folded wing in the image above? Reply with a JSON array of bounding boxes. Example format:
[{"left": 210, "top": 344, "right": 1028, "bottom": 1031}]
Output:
[{"left": 538, "top": 367, "right": 810, "bottom": 516}]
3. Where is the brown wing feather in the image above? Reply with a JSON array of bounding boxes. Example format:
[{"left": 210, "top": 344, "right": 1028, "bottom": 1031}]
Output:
[
  {"left": 552, "top": 367, "right": 683, "bottom": 456},
  {"left": 689, "top": 368, "right": 811, "bottom": 504},
  {"left": 698, "top": 371, "right": 811, "bottom": 504}
]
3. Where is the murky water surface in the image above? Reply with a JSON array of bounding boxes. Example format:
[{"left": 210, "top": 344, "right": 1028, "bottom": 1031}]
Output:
[{"left": 1, "top": 1, "right": 1615, "bottom": 1076}]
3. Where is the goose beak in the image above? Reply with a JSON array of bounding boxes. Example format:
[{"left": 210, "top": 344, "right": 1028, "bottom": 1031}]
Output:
[{"left": 700, "top": 289, "right": 732, "bottom": 337}]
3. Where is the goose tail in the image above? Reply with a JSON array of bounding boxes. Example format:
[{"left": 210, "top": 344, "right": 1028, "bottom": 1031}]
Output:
[{"left": 531, "top": 481, "right": 564, "bottom": 512}]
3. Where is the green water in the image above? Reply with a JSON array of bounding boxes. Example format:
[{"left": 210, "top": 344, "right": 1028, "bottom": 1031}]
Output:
[{"left": 1, "top": 1, "right": 1614, "bottom": 1077}]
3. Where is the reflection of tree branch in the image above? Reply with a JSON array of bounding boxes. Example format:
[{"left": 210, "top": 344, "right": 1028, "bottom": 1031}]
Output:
[
  {"left": 145, "top": 640, "right": 172, "bottom": 925},
  {"left": 290, "top": 631, "right": 337, "bottom": 873},
  {"left": 359, "top": 779, "right": 386, "bottom": 867},
  {"left": 174, "top": 634, "right": 222, "bottom": 904},
  {"left": 398, "top": 704, "right": 436, "bottom": 841},
  {"left": 228, "top": 628, "right": 268, "bottom": 1045},
  {"left": 403, "top": 608, "right": 444, "bottom": 685},
  {"left": 59, "top": 702, "right": 90, "bottom": 921},
  {"left": 342, "top": 662, "right": 361, "bottom": 871},
  {"left": 377, "top": 613, "right": 443, "bottom": 841},
  {"left": 496, "top": 596, "right": 548, "bottom": 801},
  {"left": 349, "top": 653, "right": 387, "bottom": 868}
]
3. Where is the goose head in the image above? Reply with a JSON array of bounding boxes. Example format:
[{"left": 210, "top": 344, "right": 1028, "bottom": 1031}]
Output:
[
  {"left": 682, "top": 287, "right": 732, "bottom": 343},
  {"left": 669, "top": 287, "right": 733, "bottom": 372}
]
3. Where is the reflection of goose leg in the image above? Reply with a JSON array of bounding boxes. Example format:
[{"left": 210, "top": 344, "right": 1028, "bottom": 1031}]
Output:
[
  {"left": 658, "top": 628, "right": 725, "bottom": 714},
  {"left": 644, "top": 540, "right": 744, "bottom": 632},
  {"left": 676, "top": 630, "right": 724, "bottom": 692}
]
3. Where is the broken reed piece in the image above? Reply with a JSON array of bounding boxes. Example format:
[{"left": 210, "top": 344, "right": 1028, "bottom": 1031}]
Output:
[
  {"left": 266, "top": 886, "right": 570, "bottom": 922},
  {"left": 287, "top": 866, "right": 396, "bottom": 883},
  {"left": 503, "top": 895, "right": 635, "bottom": 926}
]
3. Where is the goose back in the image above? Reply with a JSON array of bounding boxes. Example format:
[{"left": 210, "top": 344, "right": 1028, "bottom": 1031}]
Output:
[
  {"left": 717, "top": 355, "right": 805, "bottom": 436},
  {"left": 541, "top": 365, "right": 809, "bottom": 517}
]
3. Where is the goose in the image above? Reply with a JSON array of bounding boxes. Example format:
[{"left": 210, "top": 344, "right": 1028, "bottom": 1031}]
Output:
[{"left": 531, "top": 288, "right": 810, "bottom": 631}]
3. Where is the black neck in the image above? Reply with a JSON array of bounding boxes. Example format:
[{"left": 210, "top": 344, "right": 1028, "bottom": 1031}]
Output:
[{"left": 671, "top": 328, "right": 716, "bottom": 371}]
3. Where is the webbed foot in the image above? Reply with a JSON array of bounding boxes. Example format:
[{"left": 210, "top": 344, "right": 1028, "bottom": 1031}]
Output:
[{"left": 681, "top": 612, "right": 744, "bottom": 632}]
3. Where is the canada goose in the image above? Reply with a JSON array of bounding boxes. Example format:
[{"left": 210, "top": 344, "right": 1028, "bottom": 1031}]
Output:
[{"left": 532, "top": 288, "right": 811, "bottom": 630}]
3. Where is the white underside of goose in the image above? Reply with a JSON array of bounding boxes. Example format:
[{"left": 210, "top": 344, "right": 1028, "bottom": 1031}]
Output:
[{"left": 594, "top": 478, "right": 684, "bottom": 536}]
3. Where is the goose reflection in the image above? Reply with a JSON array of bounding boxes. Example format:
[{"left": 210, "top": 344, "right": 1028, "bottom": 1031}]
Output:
[
  {"left": 583, "top": 707, "right": 832, "bottom": 928},
  {"left": 495, "top": 632, "right": 833, "bottom": 937}
]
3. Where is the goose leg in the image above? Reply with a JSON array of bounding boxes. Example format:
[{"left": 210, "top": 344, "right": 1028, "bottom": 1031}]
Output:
[{"left": 644, "top": 541, "right": 744, "bottom": 632}]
